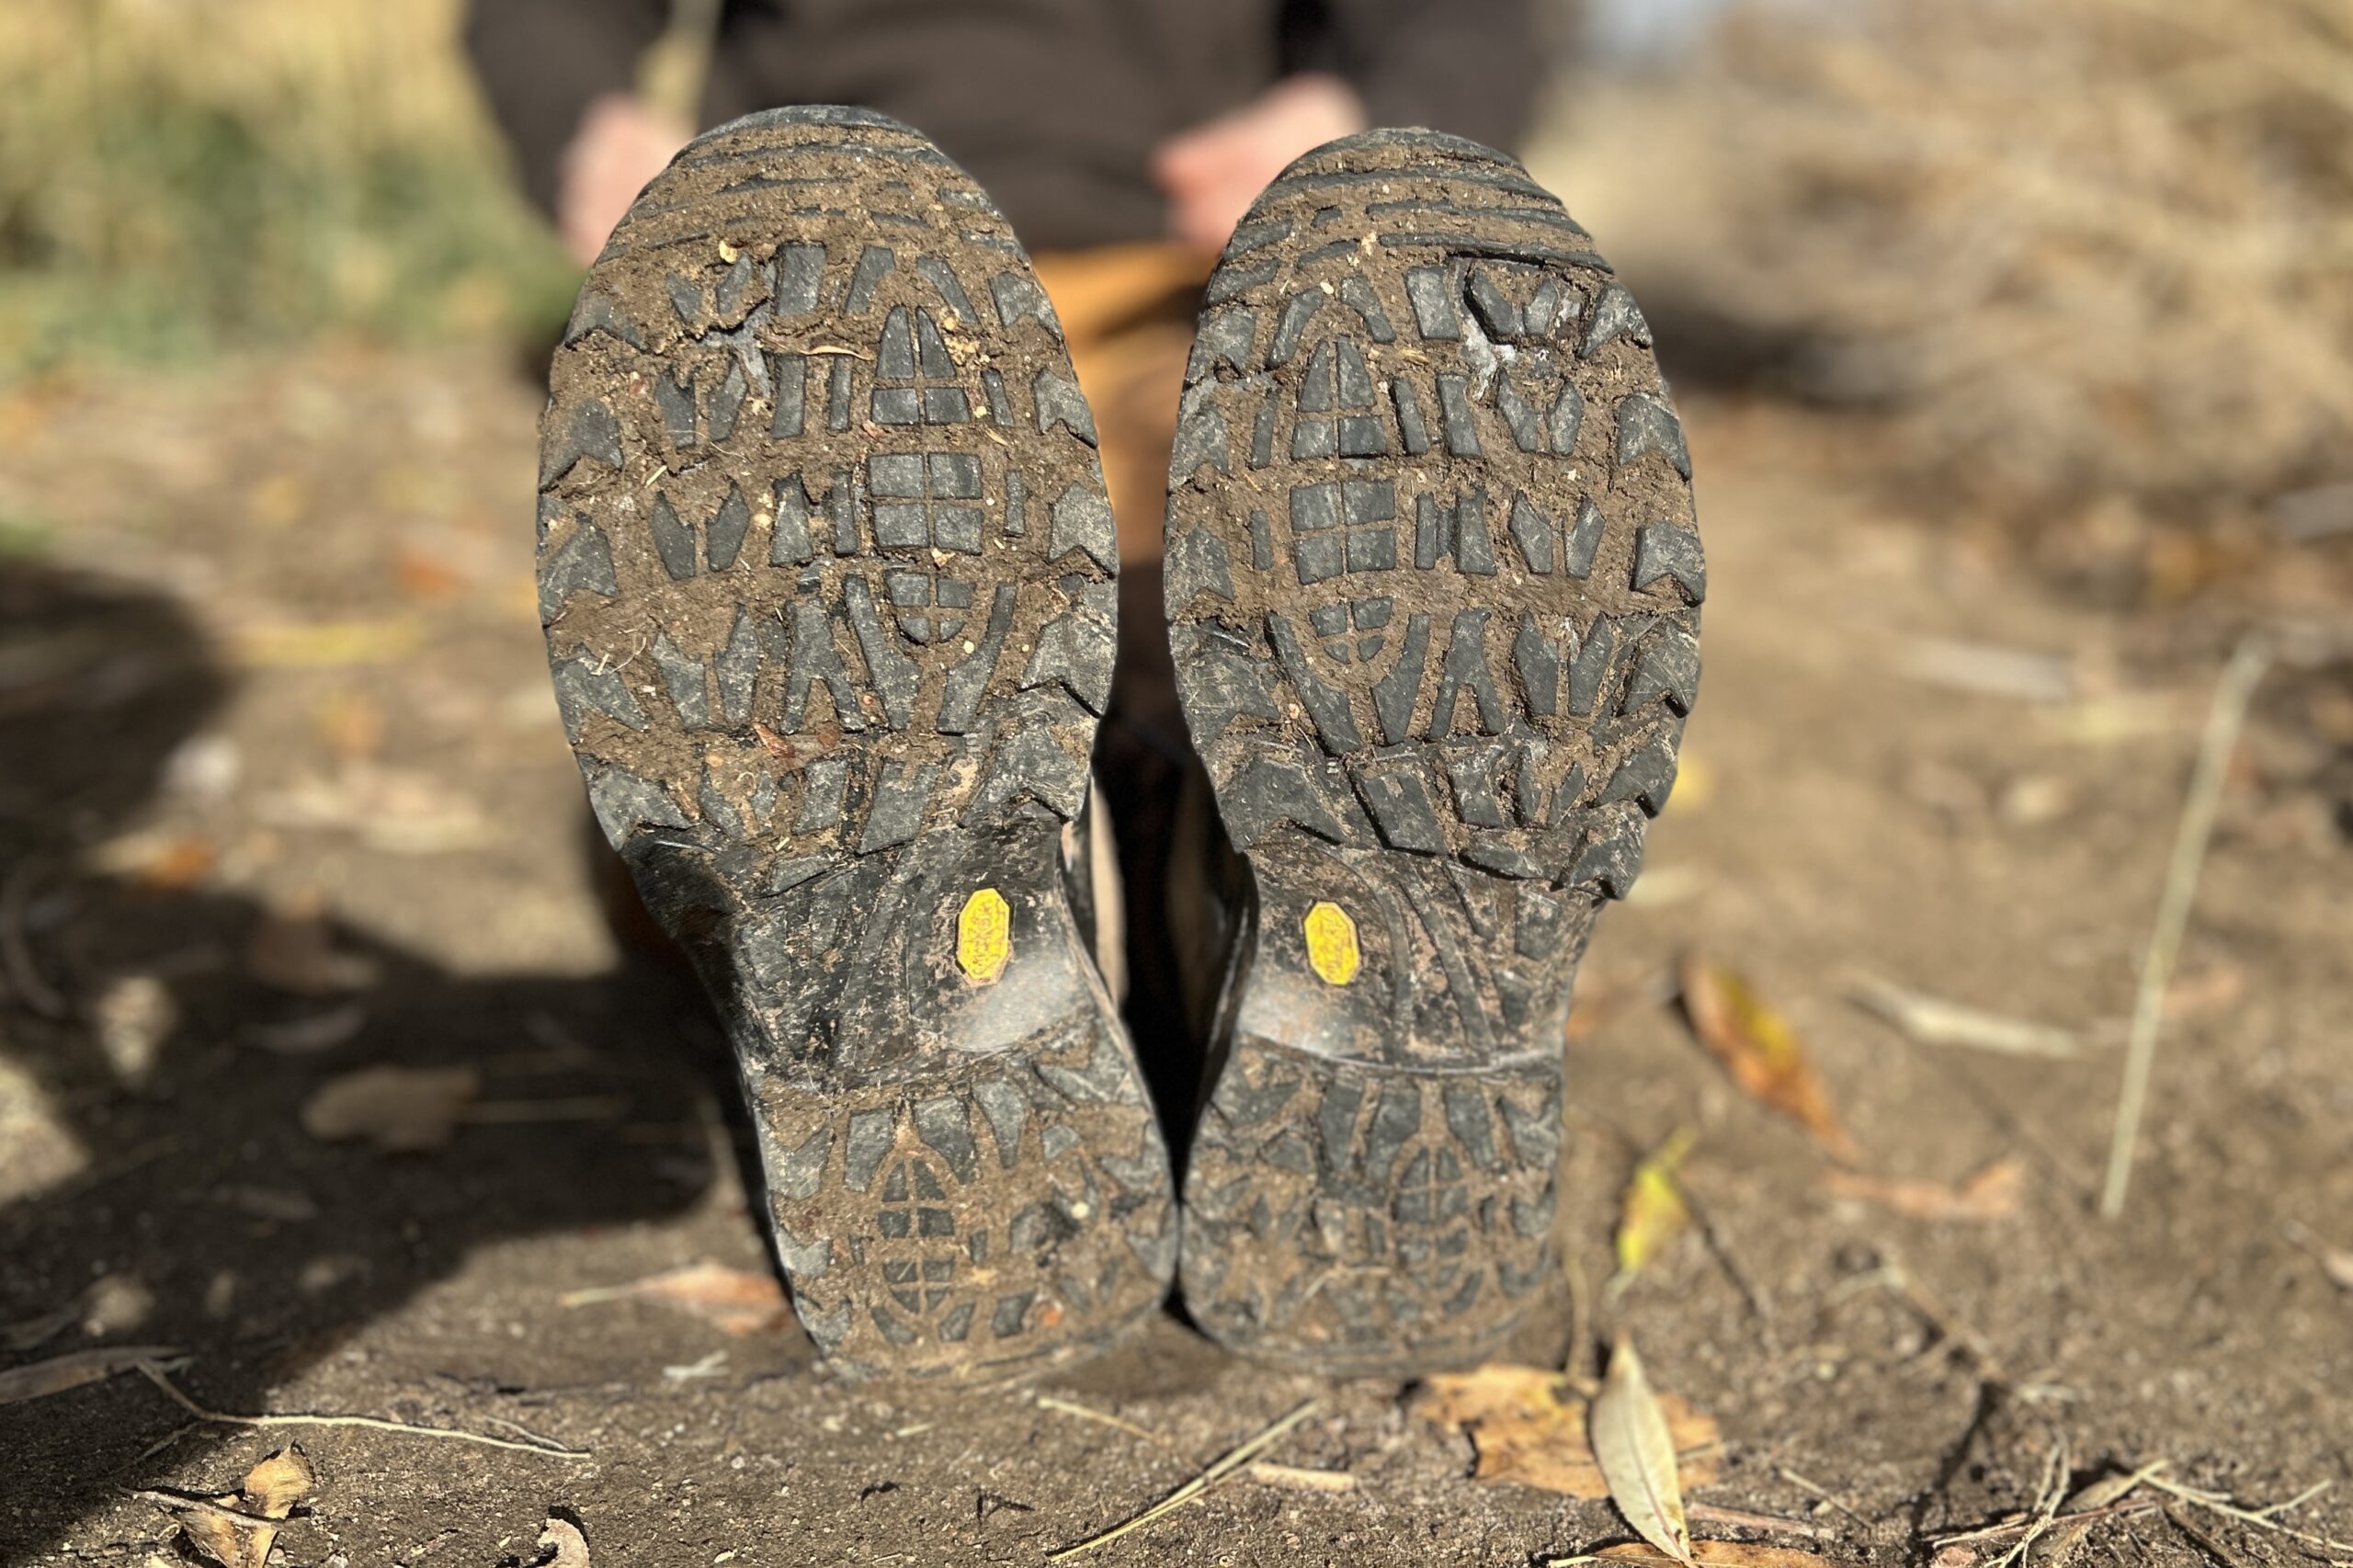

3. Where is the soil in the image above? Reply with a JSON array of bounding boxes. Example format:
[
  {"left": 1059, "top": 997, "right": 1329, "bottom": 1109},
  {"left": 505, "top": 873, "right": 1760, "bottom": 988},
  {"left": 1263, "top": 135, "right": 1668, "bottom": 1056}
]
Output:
[{"left": 0, "top": 346, "right": 2347, "bottom": 1567}]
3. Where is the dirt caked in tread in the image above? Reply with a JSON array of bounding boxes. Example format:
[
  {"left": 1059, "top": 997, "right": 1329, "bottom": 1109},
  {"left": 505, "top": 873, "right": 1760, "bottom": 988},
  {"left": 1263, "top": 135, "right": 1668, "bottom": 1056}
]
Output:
[
  {"left": 538, "top": 107, "right": 1174, "bottom": 1383},
  {"left": 1165, "top": 129, "right": 1703, "bottom": 1375}
]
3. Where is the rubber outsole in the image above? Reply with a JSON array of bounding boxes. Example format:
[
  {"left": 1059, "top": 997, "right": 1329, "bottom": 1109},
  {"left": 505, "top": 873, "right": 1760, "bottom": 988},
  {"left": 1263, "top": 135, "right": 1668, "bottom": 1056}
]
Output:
[
  {"left": 537, "top": 108, "right": 1175, "bottom": 1383},
  {"left": 1165, "top": 130, "right": 1703, "bottom": 1375}
]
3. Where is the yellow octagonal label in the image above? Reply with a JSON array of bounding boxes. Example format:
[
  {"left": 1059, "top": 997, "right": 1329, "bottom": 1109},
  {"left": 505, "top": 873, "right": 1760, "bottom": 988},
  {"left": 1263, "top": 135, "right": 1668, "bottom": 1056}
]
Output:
[
  {"left": 1303, "top": 900, "right": 1361, "bottom": 986},
  {"left": 958, "top": 887, "right": 1012, "bottom": 983}
]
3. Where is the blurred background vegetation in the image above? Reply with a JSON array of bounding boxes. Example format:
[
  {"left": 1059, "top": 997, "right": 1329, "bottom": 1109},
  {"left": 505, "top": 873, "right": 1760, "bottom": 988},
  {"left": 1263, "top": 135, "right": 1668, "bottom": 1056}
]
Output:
[{"left": 0, "top": 0, "right": 574, "bottom": 369}]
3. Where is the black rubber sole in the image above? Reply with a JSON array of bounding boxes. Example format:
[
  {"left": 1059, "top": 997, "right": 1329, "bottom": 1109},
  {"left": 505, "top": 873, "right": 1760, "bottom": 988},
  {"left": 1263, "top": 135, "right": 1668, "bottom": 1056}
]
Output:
[
  {"left": 537, "top": 108, "right": 1175, "bottom": 1383},
  {"left": 1165, "top": 130, "right": 1703, "bottom": 1375}
]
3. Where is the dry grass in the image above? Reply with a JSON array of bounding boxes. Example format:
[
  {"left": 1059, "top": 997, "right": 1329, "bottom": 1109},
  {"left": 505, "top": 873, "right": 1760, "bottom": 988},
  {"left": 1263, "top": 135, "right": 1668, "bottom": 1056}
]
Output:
[
  {"left": 1674, "top": 0, "right": 2353, "bottom": 557},
  {"left": 0, "top": 0, "right": 569, "bottom": 369}
]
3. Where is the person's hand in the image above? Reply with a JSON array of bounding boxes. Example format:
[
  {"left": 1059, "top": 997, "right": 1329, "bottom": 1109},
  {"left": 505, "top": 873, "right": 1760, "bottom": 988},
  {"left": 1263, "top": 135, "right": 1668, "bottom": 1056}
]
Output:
[
  {"left": 557, "top": 93, "right": 692, "bottom": 267},
  {"left": 1152, "top": 74, "right": 1369, "bottom": 257}
]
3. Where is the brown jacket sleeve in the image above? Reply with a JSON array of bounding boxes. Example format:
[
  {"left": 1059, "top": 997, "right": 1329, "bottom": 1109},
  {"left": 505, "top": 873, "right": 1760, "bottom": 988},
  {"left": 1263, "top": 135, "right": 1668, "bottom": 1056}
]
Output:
[
  {"left": 463, "top": 0, "right": 674, "bottom": 215},
  {"left": 1316, "top": 0, "right": 1543, "bottom": 154}
]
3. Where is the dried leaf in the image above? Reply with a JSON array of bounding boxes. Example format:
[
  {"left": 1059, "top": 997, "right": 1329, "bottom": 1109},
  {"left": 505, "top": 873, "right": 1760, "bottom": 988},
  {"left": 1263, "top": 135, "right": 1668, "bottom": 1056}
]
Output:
[
  {"left": 537, "top": 1515, "right": 592, "bottom": 1567},
  {"left": 559, "top": 1261, "right": 790, "bottom": 1336},
  {"left": 1613, "top": 1131, "right": 1696, "bottom": 1285},
  {"left": 392, "top": 545, "right": 465, "bottom": 601},
  {"left": 237, "top": 1446, "right": 314, "bottom": 1517},
  {"left": 1591, "top": 1336, "right": 1693, "bottom": 1564},
  {"left": 1821, "top": 1158, "right": 2026, "bottom": 1222},
  {"left": 300, "top": 1065, "right": 481, "bottom": 1152},
  {"left": 0, "top": 1344, "right": 178, "bottom": 1405},
  {"left": 139, "top": 836, "right": 220, "bottom": 891},
  {"left": 177, "top": 1445, "right": 314, "bottom": 1568},
  {"left": 1679, "top": 958, "right": 1858, "bottom": 1163},
  {"left": 1417, "top": 1366, "right": 1720, "bottom": 1499}
]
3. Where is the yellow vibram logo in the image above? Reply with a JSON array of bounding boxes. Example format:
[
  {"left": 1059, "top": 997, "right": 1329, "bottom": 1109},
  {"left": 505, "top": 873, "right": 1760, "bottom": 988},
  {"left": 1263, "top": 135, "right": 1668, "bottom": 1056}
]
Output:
[
  {"left": 1303, "top": 901, "right": 1361, "bottom": 986},
  {"left": 957, "top": 888, "right": 1011, "bottom": 983}
]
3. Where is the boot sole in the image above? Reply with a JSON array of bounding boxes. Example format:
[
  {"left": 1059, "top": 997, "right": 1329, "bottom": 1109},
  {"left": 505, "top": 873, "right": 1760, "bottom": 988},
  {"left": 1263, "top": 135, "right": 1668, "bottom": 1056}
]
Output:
[
  {"left": 1165, "top": 129, "right": 1702, "bottom": 1375},
  {"left": 538, "top": 107, "right": 1175, "bottom": 1383}
]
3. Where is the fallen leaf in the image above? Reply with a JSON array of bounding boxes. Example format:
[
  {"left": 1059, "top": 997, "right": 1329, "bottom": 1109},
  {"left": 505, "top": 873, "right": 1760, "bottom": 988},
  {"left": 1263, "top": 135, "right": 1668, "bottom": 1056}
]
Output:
[
  {"left": 559, "top": 1261, "right": 790, "bottom": 1336},
  {"left": 1591, "top": 1336, "right": 1693, "bottom": 1564},
  {"left": 535, "top": 1516, "right": 592, "bottom": 1567},
  {"left": 238, "top": 1446, "right": 314, "bottom": 1516},
  {"left": 1613, "top": 1131, "right": 1696, "bottom": 1286},
  {"left": 246, "top": 895, "right": 378, "bottom": 995},
  {"left": 1821, "top": 1158, "right": 2027, "bottom": 1222},
  {"left": 393, "top": 545, "right": 466, "bottom": 601},
  {"left": 1418, "top": 1366, "right": 1719, "bottom": 1499},
  {"left": 139, "top": 836, "right": 220, "bottom": 891},
  {"left": 300, "top": 1065, "right": 481, "bottom": 1152},
  {"left": 1679, "top": 958, "right": 1858, "bottom": 1163},
  {"left": 175, "top": 1444, "right": 314, "bottom": 1568},
  {"left": 1847, "top": 977, "right": 2081, "bottom": 1060},
  {"left": 1579, "top": 1543, "right": 1846, "bottom": 1566},
  {"left": 85, "top": 830, "right": 220, "bottom": 891},
  {"left": 0, "top": 1344, "right": 178, "bottom": 1405}
]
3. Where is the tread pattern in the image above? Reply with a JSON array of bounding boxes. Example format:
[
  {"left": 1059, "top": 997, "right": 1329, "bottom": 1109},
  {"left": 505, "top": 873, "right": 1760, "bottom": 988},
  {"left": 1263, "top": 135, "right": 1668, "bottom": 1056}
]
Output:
[
  {"left": 1168, "top": 129, "right": 1702, "bottom": 1372},
  {"left": 539, "top": 108, "right": 1170, "bottom": 1382}
]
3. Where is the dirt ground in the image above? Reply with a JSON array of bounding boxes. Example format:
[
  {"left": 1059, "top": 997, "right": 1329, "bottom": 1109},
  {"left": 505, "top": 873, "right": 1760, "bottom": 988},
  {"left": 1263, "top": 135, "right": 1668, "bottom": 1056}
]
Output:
[{"left": 0, "top": 345, "right": 2347, "bottom": 1567}]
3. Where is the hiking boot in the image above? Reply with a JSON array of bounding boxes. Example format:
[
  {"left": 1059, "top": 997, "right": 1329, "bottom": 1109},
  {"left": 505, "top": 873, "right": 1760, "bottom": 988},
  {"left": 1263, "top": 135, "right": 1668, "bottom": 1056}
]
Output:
[
  {"left": 1165, "top": 130, "right": 1702, "bottom": 1374},
  {"left": 537, "top": 108, "right": 1176, "bottom": 1383}
]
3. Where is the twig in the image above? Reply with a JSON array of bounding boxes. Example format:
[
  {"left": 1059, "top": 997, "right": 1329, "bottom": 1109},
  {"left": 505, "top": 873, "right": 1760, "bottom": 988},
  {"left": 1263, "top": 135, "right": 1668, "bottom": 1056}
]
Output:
[
  {"left": 1933, "top": 1496, "right": 2164, "bottom": 1546},
  {"left": 1033, "top": 1395, "right": 1178, "bottom": 1451},
  {"left": 2165, "top": 1505, "right": 2256, "bottom": 1568},
  {"left": 130, "top": 1489, "right": 294, "bottom": 1529},
  {"left": 1681, "top": 1178, "right": 1775, "bottom": 1339},
  {"left": 2101, "top": 635, "right": 2272, "bottom": 1220},
  {"left": 135, "top": 1363, "right": 587, "bottom": 1458},
  {"left": 1046, "top": 1400, "right": 1322, "bottom": 1560},
  {"left": 1847, "top": 975, "right": 2083, "bottom": 1059},
  {"left": 2140, "top": 1474, "right": 2353, "bottom": 1554},
  {"left": 1775, "top": 1467, "right": 1872, "bottom": 1531},
  {"left": 1686, "top": 1502, "right": 1836, "bottom": 1540},
  {"left": 1247, "top": 1462, "right": 1357, "bottom": 1494},
  {"left": 1987, "top": 1438, "right": 2071, "bottom": 1568}
]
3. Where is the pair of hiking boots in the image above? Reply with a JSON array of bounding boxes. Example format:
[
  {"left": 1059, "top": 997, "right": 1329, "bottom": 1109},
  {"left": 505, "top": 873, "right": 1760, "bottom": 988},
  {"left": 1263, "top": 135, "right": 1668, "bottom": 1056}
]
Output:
[{"left": 538, "top": 108, "right": 1701, "bottom": 1384}]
